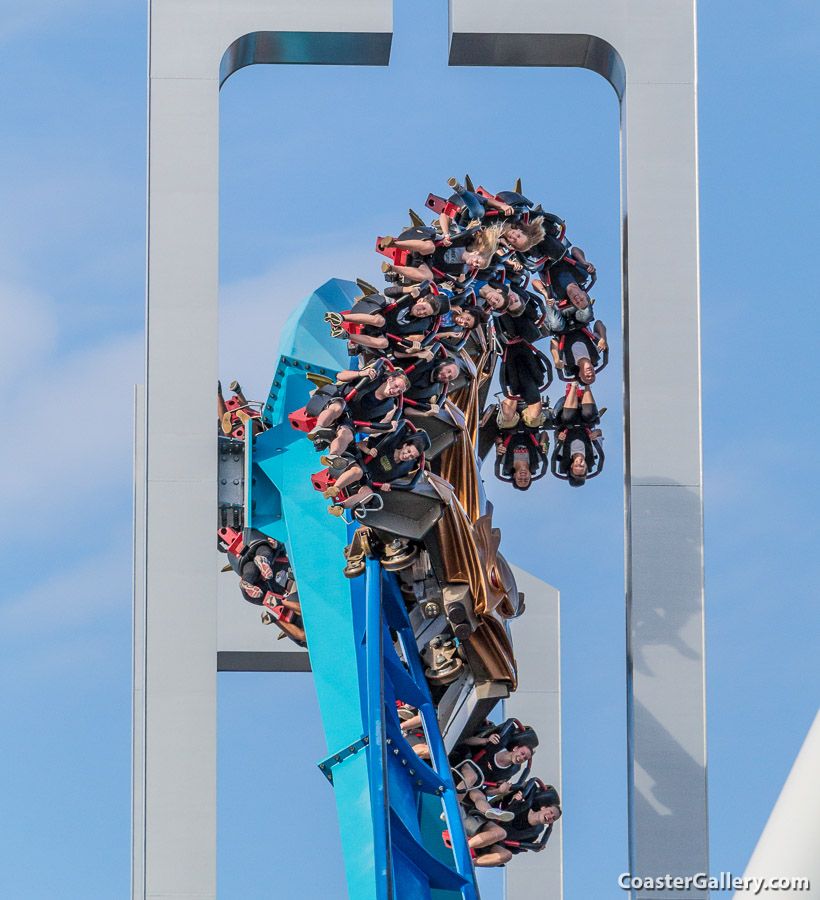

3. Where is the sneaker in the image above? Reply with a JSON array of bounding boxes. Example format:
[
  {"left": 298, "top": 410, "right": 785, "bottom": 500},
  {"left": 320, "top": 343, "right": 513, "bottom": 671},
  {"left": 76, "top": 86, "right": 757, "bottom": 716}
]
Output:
[
  {"left": 239, "top": 580, "right": 263, "bottom": 599},
  {"left": 322, "top": 485, "right": 340, "bottom": 499},
  {"left": 329, "top": 325, "right": 346, "bottom": 338},
  {"left": 324, "top": 311, "right": 344, "bottom": 326},
  {"left": 254, "top": 556, "right": 274, "bottom": 580},
  {"left": 381, "top": 260, "right": 394, "bottom": 275},
  {"left": 320, "top": 454, "right": 350, "bottom": 471},
  {"left": 355, "top": 277, "right": 379, "bottom": 296},
  {"left": 307, "top": 426, "right": 336, "bottom": 443},
  {"left": 483, "top": 808, "right": 514, "bottom": 823},
  {"left": 522, "top": 410, "right": 546, "bottom": 428},
  {"left": 328, "top": 505, "right": 345, "bottom": 517},
  {"left": 378, "top": 235, "right": 395, "bottom": 250},
  {"left": 496, "top": 410, "right": 520, "bottom": 430}
]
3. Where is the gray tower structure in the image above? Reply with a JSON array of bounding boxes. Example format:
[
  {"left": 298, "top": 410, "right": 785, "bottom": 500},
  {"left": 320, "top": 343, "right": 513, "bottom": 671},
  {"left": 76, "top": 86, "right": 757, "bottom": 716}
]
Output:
[{"left": 137, "top": 2, "right": 704, "bottom": 898}]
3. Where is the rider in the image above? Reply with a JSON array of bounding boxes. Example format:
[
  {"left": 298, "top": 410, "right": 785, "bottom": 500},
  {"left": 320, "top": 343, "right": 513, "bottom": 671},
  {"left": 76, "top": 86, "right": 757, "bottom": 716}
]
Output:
[
  {"left": 305, "top": 364, "right": 411, "bottom": 456},
  {"left": 551, "top": 382, "right": 604, "bottom": 486},
  {"left": 320, "top": 428, "right": 430, "bottom": 517},
  {"left": 468, "top": 782, "right": 561, "bottom": 867}
]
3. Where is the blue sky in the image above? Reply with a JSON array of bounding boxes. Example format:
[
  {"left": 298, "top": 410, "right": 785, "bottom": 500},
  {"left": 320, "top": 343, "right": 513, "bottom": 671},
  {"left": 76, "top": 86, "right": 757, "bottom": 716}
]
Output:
[{"left": 1, "top": 1, "right": 818, "bottom": 898}]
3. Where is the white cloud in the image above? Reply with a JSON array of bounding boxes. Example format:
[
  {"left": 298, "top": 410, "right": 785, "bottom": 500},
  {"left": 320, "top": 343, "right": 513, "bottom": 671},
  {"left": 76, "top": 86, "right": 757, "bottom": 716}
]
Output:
[
  {"left": 0, "top": 280, "right": 141, "bottom": 522},
  {"left": 0, "top": 281, "right": 59, "bottom": 386},
  {"left": 0, "top": 543, "right": 127, "bottom": 642},
  {"left": 218, "top": 241, "right": 377, "bottom": 398}
]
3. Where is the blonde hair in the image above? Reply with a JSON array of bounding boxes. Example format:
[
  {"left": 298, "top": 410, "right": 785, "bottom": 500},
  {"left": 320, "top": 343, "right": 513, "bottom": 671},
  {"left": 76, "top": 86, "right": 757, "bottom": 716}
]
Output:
[
  {"left": 502, "top": 216, "right": 545, "bottom": 252},
  {"left": 467, "top": 223, "right": 504, "bottom": 268}
]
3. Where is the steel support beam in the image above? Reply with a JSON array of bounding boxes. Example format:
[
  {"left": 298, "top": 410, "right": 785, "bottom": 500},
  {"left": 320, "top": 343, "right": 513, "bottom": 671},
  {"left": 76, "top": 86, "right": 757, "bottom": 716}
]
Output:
[
  {"left": 505, "top": 566, "right": 563, "bottom": 900},
  {"left": 140, "top": 4, "right": 392, "bottom": 899},
  {"left": 140, "top": 3, "right": 703, "bottom": 899},
  {"left": 448, "top": 4, "right": 706, "bottom": 897}
]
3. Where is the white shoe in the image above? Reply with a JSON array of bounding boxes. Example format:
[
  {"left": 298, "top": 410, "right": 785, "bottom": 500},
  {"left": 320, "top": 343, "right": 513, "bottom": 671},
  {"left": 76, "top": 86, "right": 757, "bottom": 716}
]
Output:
[{"left": 484, "top": 808, "right": 514, "bottom": 823}]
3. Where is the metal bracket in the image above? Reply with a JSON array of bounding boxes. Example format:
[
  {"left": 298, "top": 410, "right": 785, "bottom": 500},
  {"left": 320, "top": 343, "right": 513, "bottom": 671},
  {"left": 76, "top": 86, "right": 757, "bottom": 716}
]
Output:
[
  {"left": 317, "top": 734, "right": 370, "bottom": 785},
  {"left": 263, "top": 355, "right": 337, "bottom": 426}
]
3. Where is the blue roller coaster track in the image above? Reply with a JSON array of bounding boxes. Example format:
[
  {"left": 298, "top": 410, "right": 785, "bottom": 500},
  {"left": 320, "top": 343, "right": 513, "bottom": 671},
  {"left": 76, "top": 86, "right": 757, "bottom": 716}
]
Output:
[{"left": 239, "top": 278, "right": 498, "bottom": 900}]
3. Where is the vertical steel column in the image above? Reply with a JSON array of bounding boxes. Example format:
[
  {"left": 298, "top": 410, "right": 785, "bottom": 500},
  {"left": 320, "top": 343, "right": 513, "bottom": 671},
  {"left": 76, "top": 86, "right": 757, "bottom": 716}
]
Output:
[
  {"left": 141, "top": 3, "right": 702, "bottom": 898},
  {"left": 140, "top": 4, "right": 392, "bottom": 898},
  {"left": 505, "top": 566, "right": 563, "bottom": 900},
  {"left": 448, "top": 4, "right": 706, "bottom": 898}
]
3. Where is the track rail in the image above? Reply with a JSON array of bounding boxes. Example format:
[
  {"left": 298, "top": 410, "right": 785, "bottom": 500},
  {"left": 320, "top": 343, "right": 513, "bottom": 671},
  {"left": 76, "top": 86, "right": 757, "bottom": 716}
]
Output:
[{"left": 248, "top": 278, "right": 481, "bottom": 900}]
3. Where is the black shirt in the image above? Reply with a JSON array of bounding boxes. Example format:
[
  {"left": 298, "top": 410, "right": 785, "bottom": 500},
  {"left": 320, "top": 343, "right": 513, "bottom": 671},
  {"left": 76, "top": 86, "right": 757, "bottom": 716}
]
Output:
[
  {"left": 383, "top": 303, "right": 435, "bottom": 338},
  {"left": 348, "top": 379, "right": 396, "bottom": 424},
  {"left": 405, "top": 357, "right": 444, "bottom": 404},
  {"left": 474, "top": 750, "right": 521, "bottom": 787},
  {"left": 496, "top": 300, "right": 541, "bottom": 344},
  {"left": 501, "top": 432, "right": 542, "bottom": 477},
  {"left": 363, "top": 450, "right": 416, "bottom": 484},
  {"left": 501, "top": 799, "right": 545, "bottom": 844}
]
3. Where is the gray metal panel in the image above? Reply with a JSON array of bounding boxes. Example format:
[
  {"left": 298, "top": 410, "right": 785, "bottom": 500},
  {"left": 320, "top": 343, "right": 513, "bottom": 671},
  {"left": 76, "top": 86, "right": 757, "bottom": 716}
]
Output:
[
  {"left": 505, "top": 565, "right": 562, "bottom": 900},
  {"left": 449, "top": 2, "right": 706, "bottom": 896},
  {"left": 150, "top": 1, "right": 392, "bottom": 80},
  {"left": 627, "top": 485, "right": 707, "bottom": 892},
  {"left": 145, "top": 64, "right": 219, "bottom": 899},
  {"left": 217, "top": 651, "right": 311, "bottom": 672},
  {"left": 143, "top": 4, "right": 393, "bottom": 898}
]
